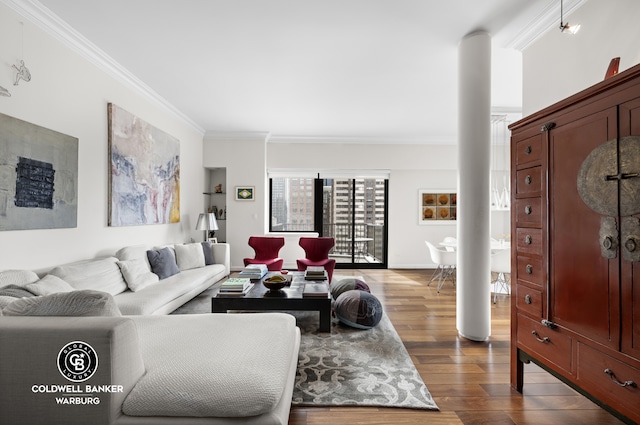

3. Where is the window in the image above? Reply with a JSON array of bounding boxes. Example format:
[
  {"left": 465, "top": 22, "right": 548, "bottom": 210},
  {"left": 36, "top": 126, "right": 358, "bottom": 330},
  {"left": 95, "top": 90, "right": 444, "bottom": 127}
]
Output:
[{"left": 270, "top": 177, "right": 315, "bottom": 232}]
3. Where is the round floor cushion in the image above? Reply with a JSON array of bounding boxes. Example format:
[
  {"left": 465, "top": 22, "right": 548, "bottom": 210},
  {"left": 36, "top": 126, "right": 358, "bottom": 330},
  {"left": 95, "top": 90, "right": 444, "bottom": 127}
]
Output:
[
  {"left": 334, "top": 290, "right": 383, "bottom": 329},
  {"left": 330, "top": 277, "right": 370, "bottom": 300}
]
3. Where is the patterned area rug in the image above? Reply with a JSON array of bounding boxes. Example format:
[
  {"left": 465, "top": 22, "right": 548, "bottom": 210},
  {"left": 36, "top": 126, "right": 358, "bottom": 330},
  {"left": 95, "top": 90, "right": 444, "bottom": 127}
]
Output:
[
  {"left": 172, "top": 283, "right": 438, "bottom": 410},
  {"left": 291, "top": 310, "right": 438, "bottom": 410}
]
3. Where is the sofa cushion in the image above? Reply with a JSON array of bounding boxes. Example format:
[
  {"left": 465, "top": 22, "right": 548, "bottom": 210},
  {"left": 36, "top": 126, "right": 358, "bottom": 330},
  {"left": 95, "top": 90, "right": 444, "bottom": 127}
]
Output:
[
  {"left": 48, "top": 257, "right": 128, "bottom": 296},
  {"left": 114, "top": 265, "right": 225, "bottom": 315},
  {"left": 201, "top": 241, "right": 215, "bottom": 265},
  {"left": 174, "top": 243, "right": 205, "bottom": 271},
  {"left": 25, "top": 275, "right": 74, "bottom": 296},
  {"left": 0, "top": 296, "right": 16, "bottom": 310},
  {"left": 123, "top": 313, "right": 298, "bottom": 417},
  {"left": 117, "top": 258, "right": 159, "bottom": 292},
  {"left": 147, "top": 247, "right": 180, "bottom": 279},
  {"left": 2, "top": 290, "right": 122, "bottom": 317},
  {"left": 0, "top": 270, "right": 39, "bottom": 289}
]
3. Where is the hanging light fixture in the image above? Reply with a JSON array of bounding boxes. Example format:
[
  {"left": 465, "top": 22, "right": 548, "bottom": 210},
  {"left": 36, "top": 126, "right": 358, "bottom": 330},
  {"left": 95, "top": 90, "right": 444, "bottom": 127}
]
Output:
[{"left": 559, "top": 0, "right": 580, "bottom": 34}]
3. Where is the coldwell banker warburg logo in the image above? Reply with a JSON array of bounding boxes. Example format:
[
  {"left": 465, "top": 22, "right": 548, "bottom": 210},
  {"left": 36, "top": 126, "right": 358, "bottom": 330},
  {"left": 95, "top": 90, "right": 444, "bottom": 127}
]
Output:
[
  {"left": 30, "top": 340, "right": 123, "bottom": 405},
  {"left": 58, "top": 341, "right": 98, "bottom": 382}
]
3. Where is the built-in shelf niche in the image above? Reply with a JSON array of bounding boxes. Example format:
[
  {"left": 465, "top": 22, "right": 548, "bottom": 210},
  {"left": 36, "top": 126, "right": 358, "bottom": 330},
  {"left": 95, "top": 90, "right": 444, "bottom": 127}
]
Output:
[{"left": 204, "top": 167, "right": 227, "bottom": 243}]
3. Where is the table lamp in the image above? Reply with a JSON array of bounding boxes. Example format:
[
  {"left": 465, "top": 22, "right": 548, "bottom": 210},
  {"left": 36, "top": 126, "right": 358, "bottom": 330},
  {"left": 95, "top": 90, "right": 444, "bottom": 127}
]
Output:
[{"left": 196, "top": 213, "right": 218, "bottom": 241}]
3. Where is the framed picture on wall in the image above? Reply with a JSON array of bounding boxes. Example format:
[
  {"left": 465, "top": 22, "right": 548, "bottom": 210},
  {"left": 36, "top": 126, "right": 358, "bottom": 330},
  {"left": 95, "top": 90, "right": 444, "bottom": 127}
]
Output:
[
  {"left": 419, "top": 189, "right": 457, "bottom": 224},
  {"left": 235, "top": 186, "right": 255, "bottom": 201}
]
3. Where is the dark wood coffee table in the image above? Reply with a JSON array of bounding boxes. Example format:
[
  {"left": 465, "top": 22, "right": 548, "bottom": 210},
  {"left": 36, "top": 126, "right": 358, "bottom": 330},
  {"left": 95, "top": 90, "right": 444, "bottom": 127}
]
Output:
[{"left": 211, "top": 272, "right": 332, "bottom": 332}]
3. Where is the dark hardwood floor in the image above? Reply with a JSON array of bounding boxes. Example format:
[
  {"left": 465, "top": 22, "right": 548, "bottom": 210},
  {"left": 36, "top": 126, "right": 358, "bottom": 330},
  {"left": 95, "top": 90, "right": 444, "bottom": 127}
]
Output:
[{"left": 289, "top": 268, "right": 625, "bottom": 425}]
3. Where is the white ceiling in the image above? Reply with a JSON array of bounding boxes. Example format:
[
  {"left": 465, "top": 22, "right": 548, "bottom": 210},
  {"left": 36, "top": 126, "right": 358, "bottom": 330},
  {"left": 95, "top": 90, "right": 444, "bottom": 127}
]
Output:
[{"left": 22, "top": 0, "right": 581, "bottom": 142}]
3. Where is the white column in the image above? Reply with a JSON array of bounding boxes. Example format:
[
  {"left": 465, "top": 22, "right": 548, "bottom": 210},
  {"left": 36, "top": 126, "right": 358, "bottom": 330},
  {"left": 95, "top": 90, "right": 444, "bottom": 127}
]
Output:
[{"left": 456, "top": 31, "right": 492, "bottom": 341}]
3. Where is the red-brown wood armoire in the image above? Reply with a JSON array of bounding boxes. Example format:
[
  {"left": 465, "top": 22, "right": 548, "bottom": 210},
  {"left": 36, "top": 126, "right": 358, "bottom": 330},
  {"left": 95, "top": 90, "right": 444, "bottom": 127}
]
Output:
[{"left": 510, "top": 63, "right": 640, "bottom": 423}]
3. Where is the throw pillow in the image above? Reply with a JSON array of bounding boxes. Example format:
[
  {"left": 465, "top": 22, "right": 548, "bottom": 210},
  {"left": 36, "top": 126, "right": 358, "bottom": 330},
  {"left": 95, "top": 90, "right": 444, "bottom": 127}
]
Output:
[
  {"left": 0, "top": 269, "right": 40, "bottom": 289},
  {"left": 201, "top": 241, "right": 215, "bottom": 265},
  {"left": 330, "top": 278, "right": 371, "bottom": 300},
  {"left": 147, "top": 247, "right": 180, "bottom": 279},
  {"left": 334, "top": 290, "right": 383, "bottom": 330},
  {"left": 0, "top": 284, "right": 37, "bottom": 298},
  {"left": 174, "top": 243, "right": 206, "bottom": 271},
  {"left": 48, "top": 257, "right": 128, "bottom": 296},
  {"left": 25, "top": 275, "right": 74, "bottom": 296},
  {"left": 117, "top": 258, "right": 160, "bottom": 292},
  {"left": 2, "top": 290, "right": 122, "bottom": 317}
]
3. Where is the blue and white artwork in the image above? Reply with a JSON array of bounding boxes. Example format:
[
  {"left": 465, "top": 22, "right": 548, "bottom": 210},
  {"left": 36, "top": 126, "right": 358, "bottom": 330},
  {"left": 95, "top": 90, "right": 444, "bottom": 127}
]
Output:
[
  {"left": 108, "top": 104, "right": 180, "bottom": 226},
  {"left": 0, "top": 113, "right": 78, "bottom": 231}
]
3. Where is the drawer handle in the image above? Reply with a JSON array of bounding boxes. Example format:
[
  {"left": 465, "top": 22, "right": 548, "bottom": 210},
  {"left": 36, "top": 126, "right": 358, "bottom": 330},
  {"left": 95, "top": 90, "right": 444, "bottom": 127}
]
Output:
[
  {"left": 524, "top": 145, "right": 532, "bottom": 155},
  {"left": 525, "top": 235, "right": 533, "bottom": 245},
  {"left": 526, "top": 264, "right": 533, "bottom": 274},
  {"left": 525, "top": 175, "right": 532, "bottom": 185},
  {"left": 604, "top": 369, "right": 637, "bottom": 388},
  {"left": 525, "top": 294, "right": 532, "bottom": 304},
  {"left": 524, "top": 205, "right": 532, "bottom": 215},
  {"left": 531, "top": 330, "right": 550, "bottom": 343}
]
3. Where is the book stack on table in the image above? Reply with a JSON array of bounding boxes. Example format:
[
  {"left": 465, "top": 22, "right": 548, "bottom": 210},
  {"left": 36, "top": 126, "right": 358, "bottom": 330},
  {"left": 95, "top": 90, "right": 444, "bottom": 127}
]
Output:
[
  {"left": 304, "top": 266, "right": 327, "bottom": 281},
  {"left": 238, "top": 264, "right": 268, "bottom": 280},
  {"left": 218, "top": 278, "right": 251, "bottom": 296},
  {"left": 302, "top": 281, "right": 329, "bottom": 298}
]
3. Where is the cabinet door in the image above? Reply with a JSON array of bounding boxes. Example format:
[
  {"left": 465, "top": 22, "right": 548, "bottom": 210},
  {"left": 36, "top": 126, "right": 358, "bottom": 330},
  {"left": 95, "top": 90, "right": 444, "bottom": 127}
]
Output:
[
  {"left": 619, "top": 99, "right": 640, "bottom": 358},
  {"left": 549, "top": 108, "right": 620, "bottom": 349}
]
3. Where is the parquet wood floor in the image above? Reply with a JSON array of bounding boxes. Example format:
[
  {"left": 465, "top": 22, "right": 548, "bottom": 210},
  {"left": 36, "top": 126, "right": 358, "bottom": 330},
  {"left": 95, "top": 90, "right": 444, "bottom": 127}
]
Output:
[{"left": 289, "top": 269, "right": 625, "bottom": 425}]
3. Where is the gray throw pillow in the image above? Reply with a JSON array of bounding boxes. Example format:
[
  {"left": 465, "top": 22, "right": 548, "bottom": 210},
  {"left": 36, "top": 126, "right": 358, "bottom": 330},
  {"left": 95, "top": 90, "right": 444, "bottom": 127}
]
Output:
[
  {"left": 201, "top": 241, "right": 215, "bottom": 265},
  {"left": 147, "top": 247, "right": 180, "bottom": 279},
  {"left": 0, "top": 284, "right": 37, "bottom": 298},
  {"left": 2, "top": 290, "right": 122, "bottom": 317}
]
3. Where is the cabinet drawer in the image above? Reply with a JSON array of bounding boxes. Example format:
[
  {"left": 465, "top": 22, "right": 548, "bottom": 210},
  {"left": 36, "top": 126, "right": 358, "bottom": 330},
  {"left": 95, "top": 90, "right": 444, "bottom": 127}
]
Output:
[
  {"left": 577, "top": 342, "right": 640, "bottom": 419},
  {"left": 516, "top": 285, "right": 542, "bottom": 318},
  {"left": 515, "top": 136, "right": 542, "bottom": 166},
  {"left": 516, "top": 167, "right": 542, "bottom": 196},
  {"left": 516, "top": 255, "right": 543, "bottom": 288},
  {"left": 515, "top": 198, "right": 542, "bottom": 228},
  {"left": 516, "top": 228, "right": 543, "bottom": 256},
  {"left": 517, "top": 314, "right": 572, "bottom": 373}
]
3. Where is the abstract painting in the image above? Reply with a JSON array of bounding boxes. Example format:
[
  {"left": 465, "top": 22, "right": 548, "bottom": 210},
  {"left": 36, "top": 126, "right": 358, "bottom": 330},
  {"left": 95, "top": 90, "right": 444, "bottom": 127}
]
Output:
[
  {"left": 108, "top": 103, "right": 180, "bottom": 226},
  {"left": 0, "top": 113, "right": 78, "bottom": 231},
  {"left": 419, "top": 189, "right": 457, "bottom": 224}
]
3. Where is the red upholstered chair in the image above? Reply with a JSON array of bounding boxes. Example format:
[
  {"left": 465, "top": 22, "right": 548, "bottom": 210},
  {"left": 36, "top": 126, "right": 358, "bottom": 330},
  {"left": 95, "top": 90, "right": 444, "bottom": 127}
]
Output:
[
  {"left": 243, "top": 236, "right": 285, "bottom": 271},
  {"left": 296, "top": 237, "right": 336, "bottom": 282}
]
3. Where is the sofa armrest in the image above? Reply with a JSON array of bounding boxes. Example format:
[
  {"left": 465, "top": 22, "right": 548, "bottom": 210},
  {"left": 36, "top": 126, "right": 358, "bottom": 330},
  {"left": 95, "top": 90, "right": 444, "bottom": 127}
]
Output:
[
  {"left": 0, "top": 316, "right": 145, "bottom": 425},
  {"left": 212, "top": 242, "right": 230, "bottom": 276}
]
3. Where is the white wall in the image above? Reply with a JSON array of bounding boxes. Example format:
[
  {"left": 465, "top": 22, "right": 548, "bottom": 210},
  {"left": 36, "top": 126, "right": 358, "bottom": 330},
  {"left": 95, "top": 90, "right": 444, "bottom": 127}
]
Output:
[
  {"left": 0, "top": 4, "right": 205, "bottom": 271},
  {"left": 201, "top": 140, "right": 511, "bottom": 269},
  {"left": 523, "top": 0, "right": 640, "bottom": 115},
  {"left": 203, "top": 133, "right": 268, "bottom": 271}
]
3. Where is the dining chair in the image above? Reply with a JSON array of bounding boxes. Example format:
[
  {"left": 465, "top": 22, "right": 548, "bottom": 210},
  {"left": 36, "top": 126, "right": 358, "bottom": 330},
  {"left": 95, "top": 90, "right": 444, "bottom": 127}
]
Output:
[
  {"left": 425, "top": 241, "right": 457, "bottom": 293},
  {"left": 441, "top": 236, "right": 457, "bottom": 252},
  {"left": 490, "top": 249, "right": 511, "bottom": 303}
]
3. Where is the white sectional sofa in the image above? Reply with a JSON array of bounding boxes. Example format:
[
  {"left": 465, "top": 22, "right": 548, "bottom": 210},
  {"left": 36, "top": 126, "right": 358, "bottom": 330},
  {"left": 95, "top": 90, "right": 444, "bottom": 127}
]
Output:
[
  {"left": 45, "top": 242, "right": 231, "bottom": 315},
  {"left": 0, "top": 242, "right": 302, "bottom": 425}
]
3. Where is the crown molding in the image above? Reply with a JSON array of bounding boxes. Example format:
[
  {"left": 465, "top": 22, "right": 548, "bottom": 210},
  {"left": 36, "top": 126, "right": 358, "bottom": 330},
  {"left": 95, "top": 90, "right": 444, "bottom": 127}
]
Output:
[
  {"left": 267, "top": 135, "right": 457, "bottom": 145},
  {"left": 503, "top": 0, "right": 588, "bottom": 51},
  {"left": 1, "top": 0, "right": 205, "bottom": 135},
  {"left": 204, "top": 131, "right": 271, "bottom": 142}
]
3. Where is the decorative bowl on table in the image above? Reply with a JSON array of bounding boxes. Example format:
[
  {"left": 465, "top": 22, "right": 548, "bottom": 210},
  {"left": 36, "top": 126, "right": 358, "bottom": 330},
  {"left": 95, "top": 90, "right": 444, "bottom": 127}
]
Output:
[{"left": 263, "top": 275, "right": 288, "bottom": 291}]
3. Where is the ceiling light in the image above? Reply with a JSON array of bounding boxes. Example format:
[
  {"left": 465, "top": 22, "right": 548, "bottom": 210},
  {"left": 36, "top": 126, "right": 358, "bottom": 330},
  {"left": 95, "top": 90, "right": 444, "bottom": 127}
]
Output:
[{"left": 559, "top": 0, "right": 580, "bottom": 34}]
